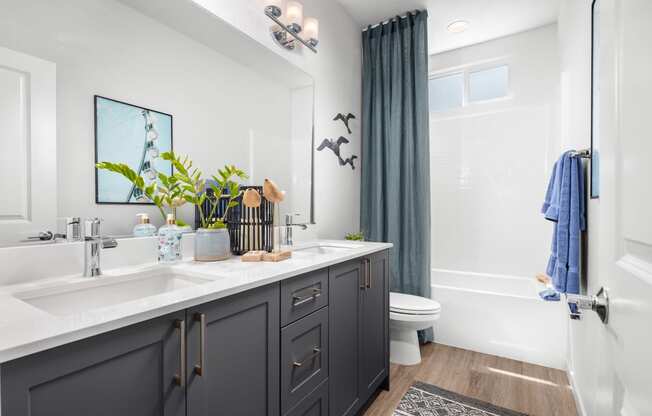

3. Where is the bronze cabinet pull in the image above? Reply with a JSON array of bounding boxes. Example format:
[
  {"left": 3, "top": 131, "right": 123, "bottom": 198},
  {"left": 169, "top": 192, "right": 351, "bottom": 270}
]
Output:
[
  {"left": 193, "top": 313, "right": 206, "bottom": 376},
  {"left": 292, "top": 347, "right": 321, "bottom": 367},
  {"left": 366, "top": 258, "right": 372, "bottom": 288},
  {"left": 174, "top": 319, "right": 186, "bottom": 387},
  {"left": 292, "top": 287, "right": 322, "bottom": 307}
]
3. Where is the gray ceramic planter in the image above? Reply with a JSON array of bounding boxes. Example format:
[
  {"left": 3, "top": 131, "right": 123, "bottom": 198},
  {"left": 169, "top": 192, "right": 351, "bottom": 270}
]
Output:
[{"left": 194, "top": 228, "right": 231, "bottom": 262}]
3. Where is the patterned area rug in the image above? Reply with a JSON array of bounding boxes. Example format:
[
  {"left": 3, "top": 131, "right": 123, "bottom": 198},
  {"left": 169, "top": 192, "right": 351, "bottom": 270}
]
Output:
[{"left": 393, "top": 381, "right": 529, "bottom": 416}]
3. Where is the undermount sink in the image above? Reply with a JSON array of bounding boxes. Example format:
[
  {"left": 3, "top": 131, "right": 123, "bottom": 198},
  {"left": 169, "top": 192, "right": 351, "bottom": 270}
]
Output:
[
  {"left": 294, "top": 243, "right": 363, "bottom": 255},
  {"left": 15, "top": 270, "right": 211, "bottom": 317}
]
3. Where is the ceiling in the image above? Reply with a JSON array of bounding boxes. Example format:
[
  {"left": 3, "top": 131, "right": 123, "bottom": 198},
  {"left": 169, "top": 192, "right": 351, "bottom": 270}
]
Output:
[{"left": 336, "top": 0, "right": 561, "bottom": 55}]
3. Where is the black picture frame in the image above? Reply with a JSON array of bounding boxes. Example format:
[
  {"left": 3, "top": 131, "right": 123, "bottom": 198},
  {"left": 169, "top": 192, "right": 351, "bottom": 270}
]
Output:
[{"left": 94, "top": 95, "right": 174, "bottom": 205}]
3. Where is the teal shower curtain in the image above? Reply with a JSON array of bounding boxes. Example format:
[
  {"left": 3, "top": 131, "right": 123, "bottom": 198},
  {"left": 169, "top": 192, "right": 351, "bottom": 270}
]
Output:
[{"left": 361, "top": 11, "right": 432, "bottom": 342}]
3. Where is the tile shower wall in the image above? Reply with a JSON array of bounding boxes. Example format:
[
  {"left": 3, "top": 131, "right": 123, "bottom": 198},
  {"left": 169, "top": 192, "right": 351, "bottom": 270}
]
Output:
[{"left": 429, "top": 25, "right": 567, "bottom": 368}]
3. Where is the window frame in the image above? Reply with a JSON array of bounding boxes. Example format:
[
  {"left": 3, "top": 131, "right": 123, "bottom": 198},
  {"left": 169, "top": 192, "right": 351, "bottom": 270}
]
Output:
[{"left": 428, "top": 61, "right": 512, "bottom": 113}]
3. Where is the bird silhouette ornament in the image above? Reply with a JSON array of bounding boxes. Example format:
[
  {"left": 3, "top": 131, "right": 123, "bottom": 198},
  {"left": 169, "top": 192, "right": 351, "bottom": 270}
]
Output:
[
  {"left": 317, "top": 137, "right": 358, "bottom": 169},
  {"left": 333, "top": 113, "right": 356, "bottom": 134},
  {"left": 318, "top": 113, "right": 358, "bottom": 170}
]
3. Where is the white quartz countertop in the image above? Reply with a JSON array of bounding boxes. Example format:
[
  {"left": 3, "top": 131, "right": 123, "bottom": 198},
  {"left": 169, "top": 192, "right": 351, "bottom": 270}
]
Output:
[{"left": 0, "top": 240, "right": 391, "bottom": 364}]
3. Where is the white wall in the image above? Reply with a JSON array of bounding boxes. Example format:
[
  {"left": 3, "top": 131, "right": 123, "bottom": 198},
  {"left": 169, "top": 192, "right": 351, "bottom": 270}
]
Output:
[
  {"left": 429, "top": 25, "right": 566, "bottom": 367},
  {"left": 0, "top": 0, "right": 362, "bottom": 239},
  {"left": 186, "top": 0, "right": 363, "bottom": 240},
  {"left": 558, "top": 1, "right": 597, "bottom": 415}
]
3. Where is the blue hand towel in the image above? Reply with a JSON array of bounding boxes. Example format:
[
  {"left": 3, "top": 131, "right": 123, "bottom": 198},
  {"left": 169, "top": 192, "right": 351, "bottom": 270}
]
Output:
[
  {"left": 543, "top": 151, "right": 586, "bottom": 295},
  {"left": 539, "top": 288, "right": 560, "bottom": 301}
]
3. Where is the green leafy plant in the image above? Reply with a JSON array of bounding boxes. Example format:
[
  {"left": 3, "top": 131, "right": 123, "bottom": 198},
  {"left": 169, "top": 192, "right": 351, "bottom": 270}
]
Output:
[
  {"left": 96, "top": 152, "right": 247, "bottom": 229},
  {"left": 345, "top": 231, "right": 365, "bottom": 241},
  {"left": 160, "top": 152, "right": 247, "bottom": 229}
]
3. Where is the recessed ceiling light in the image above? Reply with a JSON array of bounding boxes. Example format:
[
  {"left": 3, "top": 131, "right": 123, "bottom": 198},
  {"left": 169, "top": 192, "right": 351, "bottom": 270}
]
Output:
[{"left": 447, "top": 20, "right": 469, "bottom": 33}]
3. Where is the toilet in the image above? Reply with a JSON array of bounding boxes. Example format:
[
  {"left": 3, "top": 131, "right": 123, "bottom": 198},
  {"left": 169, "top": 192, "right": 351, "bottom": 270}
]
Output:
[{"left": 389, "top": 292, "right": 441, "bottom": 366}]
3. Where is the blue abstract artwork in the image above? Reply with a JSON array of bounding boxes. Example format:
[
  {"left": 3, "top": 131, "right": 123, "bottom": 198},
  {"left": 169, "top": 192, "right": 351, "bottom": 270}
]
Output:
[{"left": 95, "top": 96, "right": 173, "bottom": 204}]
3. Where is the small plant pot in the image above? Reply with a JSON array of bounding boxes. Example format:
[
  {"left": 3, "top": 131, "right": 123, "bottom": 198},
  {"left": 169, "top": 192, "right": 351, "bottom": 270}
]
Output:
[{"left": 194, "top": 228, "right": 231, "bottom": 262}]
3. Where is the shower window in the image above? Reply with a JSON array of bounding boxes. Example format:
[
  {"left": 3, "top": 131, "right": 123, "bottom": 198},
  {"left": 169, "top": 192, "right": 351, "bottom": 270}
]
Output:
[
  {"left": 469, "top": 65, "right": 509, "bottom": 102},
  {"left": 429, "top": 64, "right": 510, "bottom": 112},
  {"left": 428, "top": 73, "right": 464, "bottom": 112}
]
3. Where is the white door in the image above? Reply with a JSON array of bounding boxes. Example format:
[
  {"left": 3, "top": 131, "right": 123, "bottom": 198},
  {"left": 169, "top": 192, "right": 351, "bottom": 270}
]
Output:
[
  {"left": 593, "top": 0, "right": 652, "bottom": 414},
  {"left": 0, "top": 46, "right": 56, "bottom": 245}
]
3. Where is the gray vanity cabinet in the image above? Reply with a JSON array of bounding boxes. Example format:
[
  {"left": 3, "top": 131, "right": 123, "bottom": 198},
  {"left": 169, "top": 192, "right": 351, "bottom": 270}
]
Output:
[
  {"left": 328, "top": 250, "right": 389, "bottom": 416},
  {"left": 186, "top": 283, "right": 280, "bottom": 416},
  {"left": 1, "top": 251, "right": 389, "bottom": 416},
  {"left": 359, "top": 250, "right": 390, "bottom": 401},
  {"left": 0, "top": 311, "right": 187, "bottom": 416}
]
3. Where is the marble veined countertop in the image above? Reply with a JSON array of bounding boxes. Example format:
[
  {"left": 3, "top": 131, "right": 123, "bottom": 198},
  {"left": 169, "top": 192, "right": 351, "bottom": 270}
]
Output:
[{"left": 0, "top": 240, "right": 391, "bottom": 364}]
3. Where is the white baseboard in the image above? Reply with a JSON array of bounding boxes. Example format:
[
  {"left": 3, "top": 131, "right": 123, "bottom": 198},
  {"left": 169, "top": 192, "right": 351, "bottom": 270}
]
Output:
[{"left": 567, "top": 365, "right": 587, "bottom": 416}]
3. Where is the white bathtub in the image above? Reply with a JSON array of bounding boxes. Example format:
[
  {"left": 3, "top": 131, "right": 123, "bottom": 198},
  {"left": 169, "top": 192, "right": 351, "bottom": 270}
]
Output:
[{"left": 431, "top": 269, "right": 567, "bottom": 370}]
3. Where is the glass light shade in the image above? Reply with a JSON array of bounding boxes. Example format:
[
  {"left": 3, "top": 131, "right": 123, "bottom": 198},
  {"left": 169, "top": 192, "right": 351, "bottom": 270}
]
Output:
[
  {"left": 286, "top": 1, "right": 303, "bottom": 31},
  {"left": 264, "top": 0, "right": 283, "bottom": 17},
  {"left": 304, "top": 17, "right": 319, "bottom": 42}
]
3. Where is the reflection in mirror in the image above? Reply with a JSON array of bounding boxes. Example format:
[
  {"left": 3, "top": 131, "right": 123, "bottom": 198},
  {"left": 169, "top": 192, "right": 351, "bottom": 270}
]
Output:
[{"left": 0, "top": 0, "right": 314, "bottom": 246}]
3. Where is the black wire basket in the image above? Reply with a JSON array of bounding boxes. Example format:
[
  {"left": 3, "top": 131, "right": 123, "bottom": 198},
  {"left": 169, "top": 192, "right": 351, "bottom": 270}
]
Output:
[{"left": 195, "top": 185, "right": 274, "bottom": 254}]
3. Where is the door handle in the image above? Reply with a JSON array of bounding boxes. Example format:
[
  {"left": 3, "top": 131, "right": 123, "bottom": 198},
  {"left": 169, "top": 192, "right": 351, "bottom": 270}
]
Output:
[
  {"left": 193, "top": 313, "right": 206, "bottom": 376},
  {"left": 360, "top": 259, "right": 367, "bottom": 289},
  {"left": 174, "top": 319, "right": 186, "bottom": 387}
]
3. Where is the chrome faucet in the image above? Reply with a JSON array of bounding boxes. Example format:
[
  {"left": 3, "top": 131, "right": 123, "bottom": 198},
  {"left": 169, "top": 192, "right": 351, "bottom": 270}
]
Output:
[
  {"left": 284, "top": 214, "right": 308, "bottom": 246},
  {"left": 84, "top": 218, "right": 118, "bottom": 277}
]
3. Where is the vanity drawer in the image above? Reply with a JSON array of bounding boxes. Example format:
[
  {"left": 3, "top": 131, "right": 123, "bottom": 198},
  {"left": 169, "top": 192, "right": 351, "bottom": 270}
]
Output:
[
  {"left": 285, "top": 379, "right": 329, "bottom": 416},
  {"left": 281, "top": 269, "right": 328, "bottom": 326},
  {"left": 281, "top": 307, "right": 329, "bottom": 414}
]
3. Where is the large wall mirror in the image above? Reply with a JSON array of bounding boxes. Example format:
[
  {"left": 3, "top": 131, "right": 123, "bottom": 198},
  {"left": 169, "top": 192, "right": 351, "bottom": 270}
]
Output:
[{"left": 0, "top": 0, "right": 314, "bottom": 245}]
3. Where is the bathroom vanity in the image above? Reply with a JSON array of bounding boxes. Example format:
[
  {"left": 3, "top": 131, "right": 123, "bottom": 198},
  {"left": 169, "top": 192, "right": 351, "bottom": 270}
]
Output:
[{"left": 0, "top": 241, "right": 391, "bottom": 416}]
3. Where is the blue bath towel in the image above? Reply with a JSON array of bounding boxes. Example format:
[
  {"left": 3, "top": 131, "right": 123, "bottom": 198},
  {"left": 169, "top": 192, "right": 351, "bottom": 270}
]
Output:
[{"left": 542, "top": 152, "right": 586, "bottom": 295}]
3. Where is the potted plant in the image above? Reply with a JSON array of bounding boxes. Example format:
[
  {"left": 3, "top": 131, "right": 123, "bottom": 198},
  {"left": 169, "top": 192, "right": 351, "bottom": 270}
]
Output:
[
  {"left": 161, "top": 152, "right": 247, "bottom": 261},
  {"left": 97, "top": 152, "right": 247, "bottom": 261},
  {"left": 345, "top": 231, "right": 365, "bottom": 241}
]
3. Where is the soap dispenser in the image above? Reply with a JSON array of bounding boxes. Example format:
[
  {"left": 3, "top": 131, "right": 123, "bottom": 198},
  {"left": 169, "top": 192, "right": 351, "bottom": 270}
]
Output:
[
  {"left": 133, "top": 213, "right": 156, "bottom": 237},
  {"left": 158, "top": 213, "right": 182, "bottom": 263}
]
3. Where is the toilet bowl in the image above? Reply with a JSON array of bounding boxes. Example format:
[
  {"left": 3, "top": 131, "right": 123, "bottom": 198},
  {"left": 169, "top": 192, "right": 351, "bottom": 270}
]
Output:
[{"left": 389, "top": 292, "right": 441, "bottom": 366}]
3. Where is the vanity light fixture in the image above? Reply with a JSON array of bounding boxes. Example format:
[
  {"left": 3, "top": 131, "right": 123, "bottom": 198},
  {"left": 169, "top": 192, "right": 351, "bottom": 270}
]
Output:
[
  {"left": 264, "top": 0, "right": 318, "bottom": 53},
  {"left": 447, "top": 20, "right": 469, "bottom": 33}
]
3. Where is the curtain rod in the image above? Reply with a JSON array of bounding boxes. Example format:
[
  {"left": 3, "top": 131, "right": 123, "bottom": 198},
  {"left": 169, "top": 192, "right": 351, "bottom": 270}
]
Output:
[{"left": 362, "top": 10, "right": 423, "bottom": 32}]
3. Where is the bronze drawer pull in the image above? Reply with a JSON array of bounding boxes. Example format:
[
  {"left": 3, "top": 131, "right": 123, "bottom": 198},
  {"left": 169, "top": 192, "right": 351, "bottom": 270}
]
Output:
[
  {"left": 193, "top": 313, "right": 206, "bottom": 376},
  {"left": 292, "top": 288, "right": 321, "bottom": 307},
  {"left": 292, "top": 347, "right": 321, "bottom": 367}
]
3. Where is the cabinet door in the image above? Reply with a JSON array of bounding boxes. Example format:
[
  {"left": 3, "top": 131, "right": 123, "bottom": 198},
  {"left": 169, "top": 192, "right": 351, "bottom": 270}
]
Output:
[
  {"left": 328, "top": 259, "right": 364, "bottom": 416},
  {"left": 359, "top": 250, "right": 390, "bottom": 402},
  {"left": 186, "top": 283, "right": 280, "bottom": 416},
  {"left": 1, "top": 312, "right": 186, "bottom": 416}
]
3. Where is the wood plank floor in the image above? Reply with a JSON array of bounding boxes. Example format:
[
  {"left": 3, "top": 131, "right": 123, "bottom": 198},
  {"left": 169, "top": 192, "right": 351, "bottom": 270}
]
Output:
[{"left": 364, "top": 343, "right": 577, "bottom": 416}]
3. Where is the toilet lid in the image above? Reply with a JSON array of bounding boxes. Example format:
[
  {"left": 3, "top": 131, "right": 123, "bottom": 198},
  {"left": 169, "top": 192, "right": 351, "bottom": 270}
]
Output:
[{"left": 390, "top": 292, "right": 441, "bottom": 315}]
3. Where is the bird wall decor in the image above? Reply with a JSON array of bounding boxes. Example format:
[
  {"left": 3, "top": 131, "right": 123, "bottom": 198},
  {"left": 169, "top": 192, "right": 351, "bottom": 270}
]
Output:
[
  {"left": 333, "top": 113, "right": 356, "bottom": 134},
  {"left": 318, "top": 113, "right": 358, "bottom": 170},
  {"left": 317, "top": 136, "right": 358, "bottom": 170}
]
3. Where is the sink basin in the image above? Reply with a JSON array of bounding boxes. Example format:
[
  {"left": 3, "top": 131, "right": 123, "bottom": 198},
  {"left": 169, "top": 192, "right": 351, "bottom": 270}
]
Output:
[
  {"left": 294, "top": 243, "right": 363, "bottom": 255},
  {"left": 15, "top": 271, "right": 211, "bottom": 316}
]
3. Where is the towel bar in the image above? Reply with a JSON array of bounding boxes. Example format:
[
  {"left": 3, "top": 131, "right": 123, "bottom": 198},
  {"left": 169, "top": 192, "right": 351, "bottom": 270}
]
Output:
[
  {"left": 567, "top": 287, "right": 609, "bottom": 324},
  {"left": 570, "top": 148, "right": 592, "bottom": 159}
]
